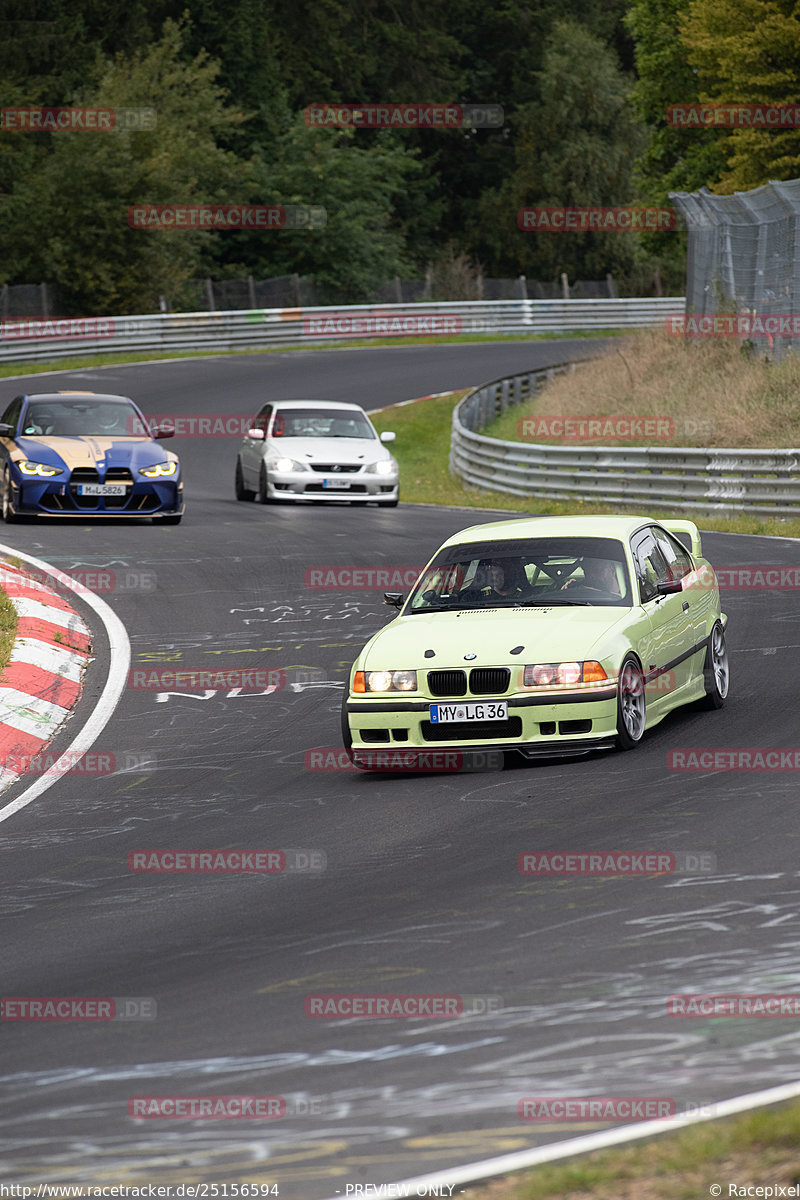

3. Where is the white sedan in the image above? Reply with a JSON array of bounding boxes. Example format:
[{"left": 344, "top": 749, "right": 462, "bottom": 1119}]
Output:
[{"left": 235, "top": 400, "right": 399, "bottom": 507}]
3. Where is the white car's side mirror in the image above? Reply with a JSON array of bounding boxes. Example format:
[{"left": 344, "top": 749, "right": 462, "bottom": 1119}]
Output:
[
  {"left": 247, "top": 427, "right": 265, "bottom": 440},
  {"left": 380, "top": 431, "right": 396, "bottom": 443}
]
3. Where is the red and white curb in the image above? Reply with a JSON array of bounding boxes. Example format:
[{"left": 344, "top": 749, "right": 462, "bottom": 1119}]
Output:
[{"left": 0, "top": 562, "right": 91, "bottom": 793}]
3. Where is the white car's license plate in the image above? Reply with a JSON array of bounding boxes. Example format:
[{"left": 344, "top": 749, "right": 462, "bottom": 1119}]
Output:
[
  {"left": 322, "top": 478, "right": 351, "bottom": 489},
  {"left": 77, "top": 484, "right": 127, "bottom": 496},
  {"left": 430, "top": 700, "right": 508, "bottom": 723}
]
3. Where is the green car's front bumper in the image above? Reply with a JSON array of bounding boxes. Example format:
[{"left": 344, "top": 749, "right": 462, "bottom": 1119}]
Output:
[{"left": 345, "top": 683, "right": 620, "bottom": 765}]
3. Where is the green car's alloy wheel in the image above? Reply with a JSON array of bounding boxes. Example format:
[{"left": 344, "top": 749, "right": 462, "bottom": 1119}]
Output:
[
  {"left": 616, "top": 654, "right": 646, "bottom": 750},
  {"left": 341, "top": 690, "right": 354, "bottom": 759},
  {"left": 235, "top": 459, "right": 255, "bottom": 502},
  {"left": 2, "top": 469, "right": 19, "bottom": 523},
  {"left": 702, "top": 621, "right": 729, "bottom": 709}
]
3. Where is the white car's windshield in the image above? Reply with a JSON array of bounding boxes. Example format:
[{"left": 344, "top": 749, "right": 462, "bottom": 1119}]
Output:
[
  {"left": 21, "top": 399, "right": 144, "bottom": 437},
  {"left": 271, "top": 408, "right": 375, "bottom": 439},
  {"left": 408, "top": 537, "right": 633, "bottom": 611}
]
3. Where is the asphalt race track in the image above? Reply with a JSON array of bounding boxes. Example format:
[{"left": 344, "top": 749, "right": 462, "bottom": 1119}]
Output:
[{"left": 1, "top": 340, "right": 799, "bottom": 1195}]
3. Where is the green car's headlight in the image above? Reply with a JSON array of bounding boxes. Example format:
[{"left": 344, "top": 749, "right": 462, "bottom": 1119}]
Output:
[
  {"left": 18, "top": 461, "right": 63, "bottom": 477},
  {"left": 524, "top": 661, "right": 608, "bottom": 686},
  {"left": 139, "top": 461, "right": 177, "bottom": 478},
  {"left": 354, "top": 669, "right": 417, "bottom": 693}
]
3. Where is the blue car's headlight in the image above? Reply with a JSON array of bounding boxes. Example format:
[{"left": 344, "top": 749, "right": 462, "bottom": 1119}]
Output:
[
  {"left": 139, "top": 461, "right": 178, "bottom": 478},
  {"left": 18, "top": 461, "right": 64, "bottom": 477}
]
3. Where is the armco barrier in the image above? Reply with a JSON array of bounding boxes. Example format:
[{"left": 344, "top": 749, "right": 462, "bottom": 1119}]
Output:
[
  {"left": 449, "top": 362, "right": 800, "bottom": 517},
  {"left": 0, "top": 298, "right": 682, "bottom": 364}
]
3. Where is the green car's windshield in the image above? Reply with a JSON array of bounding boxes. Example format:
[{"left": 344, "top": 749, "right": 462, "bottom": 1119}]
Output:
[{"left": 407, "top": 536, "right": 633, "bottom": 612}]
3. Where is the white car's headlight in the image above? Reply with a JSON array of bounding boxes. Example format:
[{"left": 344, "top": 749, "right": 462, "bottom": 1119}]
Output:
[
  {"left": 354, "top": 669, "right": 417, "bottom": 693},
  {"left": 273, "top": 457, "right": 306, "bottom": 473},
  {"left": 366, "top": 459, "right": 397, "bottom": 476},
  {"left": 139, "top": 461, "right": 177, "bottom": 478},
  {"left": 18, "top": 461, "right": 63, "bottom": 477}
]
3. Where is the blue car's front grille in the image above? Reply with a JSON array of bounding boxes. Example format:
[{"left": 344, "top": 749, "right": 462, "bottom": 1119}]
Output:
[{"left": 68, "top": 466, "right": 135, "bottom": 510}]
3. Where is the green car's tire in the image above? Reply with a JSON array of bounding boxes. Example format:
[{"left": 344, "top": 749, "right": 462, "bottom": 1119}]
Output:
[
  {"left": 616, "top": 654, "right": 646, "bottom": 751},
  {"left": 701, "top": 621, "right": 729, "bottom": 709},
  {"left": 341, "top": 688, "right": 354, "bottom": 762}
]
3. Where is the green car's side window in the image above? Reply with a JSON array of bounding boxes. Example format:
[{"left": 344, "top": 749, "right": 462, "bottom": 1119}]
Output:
[{"left": 631, "top": 530, "right": 666, "bottom": 603}]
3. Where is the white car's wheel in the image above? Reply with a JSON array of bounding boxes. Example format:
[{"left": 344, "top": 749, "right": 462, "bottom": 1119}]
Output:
[{"left": 235, "top": 459, "right": 255, "bottom": 502}]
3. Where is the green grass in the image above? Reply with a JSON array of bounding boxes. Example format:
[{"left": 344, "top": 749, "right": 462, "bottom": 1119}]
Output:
[
  {"left": 0, "top": 561, "right": 19, "bottom": 680},
  {"left": 369, "top": 390, "right": 800, "bottom": 538},
  {"left": 0, "top": 328, "right": 624, "bottom": 380},
  {"left": 462, "top": 1098, "right": 800, "bottom": 1199}
]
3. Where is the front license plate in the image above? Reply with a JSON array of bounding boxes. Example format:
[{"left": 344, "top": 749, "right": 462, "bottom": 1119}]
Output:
[
  {"left": 430, "top": 700, "right": 508, "bottom": 723},
  {"left": 322, "top": 478, "right": 351, "bottom": 489},
  {"left": 76, "top": 484, "right": 127, "bottom": 496}
]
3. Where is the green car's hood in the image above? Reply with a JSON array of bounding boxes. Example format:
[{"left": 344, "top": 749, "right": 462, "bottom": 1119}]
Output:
[{"left": 361, "top": 606, "right": 632, "bottom": 669}]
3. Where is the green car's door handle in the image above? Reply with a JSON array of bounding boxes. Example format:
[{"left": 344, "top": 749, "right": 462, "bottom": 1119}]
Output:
[{"left": 682, "top": 601, "right": 690, "bottom": 611}]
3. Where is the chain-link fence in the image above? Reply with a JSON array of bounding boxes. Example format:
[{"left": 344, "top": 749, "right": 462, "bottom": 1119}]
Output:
[
  {"left": 1, "top": 270, "right": 661, "bottom": 317},
  {"left": 671, "top": 178, "right": 800, "bottom": 360}
]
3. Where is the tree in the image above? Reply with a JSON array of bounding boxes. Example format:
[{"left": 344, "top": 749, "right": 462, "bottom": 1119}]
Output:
[
  {"left": 680, "top": 0, "right": 800, "bottom": 192},
  {"left": 5, "top": 20, "right": 249, "bottom": 314},
  {"left": 242, "top": 118, "right": 418, "bottom": 303},
  {"left": 472, "top": 20, "right": 647, "bottom": 284}
]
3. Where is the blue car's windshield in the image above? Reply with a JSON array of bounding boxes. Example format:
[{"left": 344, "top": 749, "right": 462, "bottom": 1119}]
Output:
[
  {"left": 21, "top": 399, "right": 145, "bottom": 438},
  {"left": 407, "top": 536, "right": 633, "bottom": 611}
]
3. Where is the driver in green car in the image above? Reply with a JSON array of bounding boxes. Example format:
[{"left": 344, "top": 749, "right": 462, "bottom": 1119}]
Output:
[
  {"left": 484, "top": 557, "right": 531, "bottom": 600},
  {"left": 562, "top": 558, "right": 622, "bottom": 597}
]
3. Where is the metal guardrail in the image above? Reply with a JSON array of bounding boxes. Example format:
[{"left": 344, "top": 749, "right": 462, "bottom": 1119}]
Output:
[
  {"left": 0, "top": 298, "right": 682, "bottom": 364},
  {"left": 450, "top": 362, "right": 800, "bottom": 517}
]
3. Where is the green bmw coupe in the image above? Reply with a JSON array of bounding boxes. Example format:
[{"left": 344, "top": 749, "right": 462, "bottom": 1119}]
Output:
[{"left": 342, "top": 515, "right": 729, "bottom": 767}]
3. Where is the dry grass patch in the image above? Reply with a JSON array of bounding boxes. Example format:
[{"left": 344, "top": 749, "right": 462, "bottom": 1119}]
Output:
[
  {"left": 463, "top": 1098, "right": 800, "bottom": 1200},
  {"left": 485, "top": 329, "right": 800, "bottom": 448}
]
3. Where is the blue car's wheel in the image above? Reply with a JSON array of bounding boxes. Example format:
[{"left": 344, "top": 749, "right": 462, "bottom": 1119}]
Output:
[
  {"left": 2, "top": 468, "right": 20, "bottom": 524},
  {"left": 616, "top": 654, "right": 646, "bottom": 751}
]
